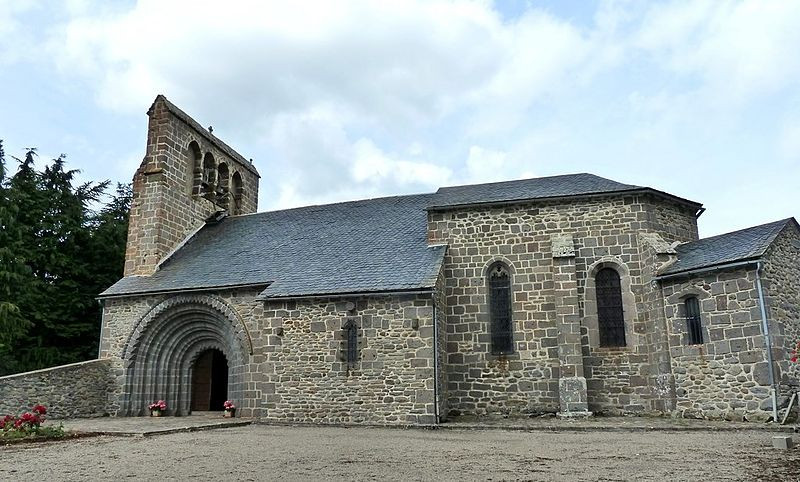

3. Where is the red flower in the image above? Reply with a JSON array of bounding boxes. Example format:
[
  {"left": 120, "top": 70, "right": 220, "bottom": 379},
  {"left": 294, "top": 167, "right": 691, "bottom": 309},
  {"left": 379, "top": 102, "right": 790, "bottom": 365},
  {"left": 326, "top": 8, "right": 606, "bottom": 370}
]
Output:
[
  {"left": 0, "top": 415, "right": 15, "bottom": 430},
  {"left": 13, "top": 412, "right": 42, "bottom": 431},
  {"left": 32, "top": 404, "right": 47, "bottom": 415}
]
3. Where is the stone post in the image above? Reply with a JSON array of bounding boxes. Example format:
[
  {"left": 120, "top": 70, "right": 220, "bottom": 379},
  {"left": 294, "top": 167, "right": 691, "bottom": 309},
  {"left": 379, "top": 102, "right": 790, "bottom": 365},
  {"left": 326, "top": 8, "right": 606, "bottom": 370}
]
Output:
[{"left": 552, "top": 234, "right": 592, "bottom": 417}]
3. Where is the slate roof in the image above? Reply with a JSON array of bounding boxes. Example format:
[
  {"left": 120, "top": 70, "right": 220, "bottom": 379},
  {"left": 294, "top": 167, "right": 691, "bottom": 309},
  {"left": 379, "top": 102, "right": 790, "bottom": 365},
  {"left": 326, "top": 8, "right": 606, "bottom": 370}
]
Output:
[
  {"left": 100, "top": 194, "right": 446, "bottom": 299},
  {"left": 658, "top": 218, "right": 796, "bottom": 277},
  {"left": 101, "top": 172, "right": 707, "bottom": 299},
  {"left": 428, "top": 173, "right": 701, "bottom": 209}
]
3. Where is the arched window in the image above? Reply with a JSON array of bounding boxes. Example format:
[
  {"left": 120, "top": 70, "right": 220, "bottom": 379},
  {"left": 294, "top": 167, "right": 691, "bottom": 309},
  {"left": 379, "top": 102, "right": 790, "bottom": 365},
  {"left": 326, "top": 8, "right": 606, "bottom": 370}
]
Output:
[
  {"left": 217, "top": 162, "right": 230, "bottom": 209},
  {"left": 231, "top": 172, "right": 243, "bottom": 215},
  {"left": 684, "top": 296, "right": 703, "bottom": 345},
  {"left": 202, "top": 152, "right": 216, "bottom": 197},
  {"left": 487, "top": 262, "right": 514, "bottom": 355},
  {"left": 187, "top": 141, "right": 202, "bottom": 195},
  {"left": 596, "top": 267, "right": 626, "bottom": 347}
]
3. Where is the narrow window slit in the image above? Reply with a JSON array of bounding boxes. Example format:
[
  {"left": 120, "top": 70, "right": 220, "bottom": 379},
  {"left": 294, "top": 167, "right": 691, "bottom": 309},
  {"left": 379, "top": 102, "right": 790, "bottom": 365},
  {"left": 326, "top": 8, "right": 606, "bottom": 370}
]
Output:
[{"left": 685, "top": 296, "right": 703, "bottom": 345}]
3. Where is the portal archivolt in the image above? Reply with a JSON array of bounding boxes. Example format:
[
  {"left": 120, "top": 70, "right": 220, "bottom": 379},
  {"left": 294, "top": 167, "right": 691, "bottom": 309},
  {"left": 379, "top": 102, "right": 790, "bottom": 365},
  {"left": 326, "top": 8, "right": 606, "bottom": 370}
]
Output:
[{"left": 120, "top": 295, "right": 251, "bottom": 416}]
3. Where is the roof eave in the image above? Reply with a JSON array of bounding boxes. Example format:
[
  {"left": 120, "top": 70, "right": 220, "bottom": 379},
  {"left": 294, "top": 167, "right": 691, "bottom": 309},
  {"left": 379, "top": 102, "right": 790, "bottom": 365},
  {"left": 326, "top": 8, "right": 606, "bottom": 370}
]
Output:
[
  {"left": 654, "top": 257, "right": 761, "bottom": 281},
  {"left": 98, "top": 281, "right": 271, "bottom": 300}
]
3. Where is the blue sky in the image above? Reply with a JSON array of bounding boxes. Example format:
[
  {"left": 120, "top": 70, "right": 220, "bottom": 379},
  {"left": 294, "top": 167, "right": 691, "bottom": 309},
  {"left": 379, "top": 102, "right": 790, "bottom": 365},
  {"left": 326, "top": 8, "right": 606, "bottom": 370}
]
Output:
[{"left": 1, "top": 0, "right": 798, "bottom": 237}]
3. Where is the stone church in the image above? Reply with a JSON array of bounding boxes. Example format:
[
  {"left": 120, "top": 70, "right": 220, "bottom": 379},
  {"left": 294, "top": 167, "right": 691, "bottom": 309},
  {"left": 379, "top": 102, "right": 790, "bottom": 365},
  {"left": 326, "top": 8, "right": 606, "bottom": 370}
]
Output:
[{"left": 10, "top": 95, "right": 796, "bottom": 424}]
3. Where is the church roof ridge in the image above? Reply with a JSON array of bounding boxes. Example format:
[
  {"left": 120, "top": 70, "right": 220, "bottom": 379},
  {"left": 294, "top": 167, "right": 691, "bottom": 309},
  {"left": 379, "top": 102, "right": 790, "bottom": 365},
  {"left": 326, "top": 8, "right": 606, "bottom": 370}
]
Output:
[{"left": 428, "top": 172, "right": 702, "bottom": 210}]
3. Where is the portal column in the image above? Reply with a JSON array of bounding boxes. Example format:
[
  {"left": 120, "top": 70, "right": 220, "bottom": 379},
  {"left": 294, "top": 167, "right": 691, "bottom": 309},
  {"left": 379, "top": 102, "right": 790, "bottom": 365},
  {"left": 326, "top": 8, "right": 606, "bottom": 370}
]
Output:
[{"left": 552, "top": 234, "right": 592, "bottom": 417}]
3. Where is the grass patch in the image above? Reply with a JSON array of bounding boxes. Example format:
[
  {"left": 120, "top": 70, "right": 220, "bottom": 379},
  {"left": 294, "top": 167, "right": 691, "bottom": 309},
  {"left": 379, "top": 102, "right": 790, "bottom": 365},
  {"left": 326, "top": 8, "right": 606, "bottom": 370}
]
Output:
[{"left": 1, "top": 423, "right": 68, "bottom": 443}]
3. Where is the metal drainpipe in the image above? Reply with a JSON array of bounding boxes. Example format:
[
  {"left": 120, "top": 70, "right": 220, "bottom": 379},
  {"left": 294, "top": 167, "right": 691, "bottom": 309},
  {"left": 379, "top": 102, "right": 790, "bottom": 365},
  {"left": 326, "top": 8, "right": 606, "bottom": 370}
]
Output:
[
  {"left": 755, "top": 261, "right": 779, "bottom": 422},
  {"left": 432, "top": 293, "right": 440, "bottom": 423},
  {"left": 97, "top": 299, "right": 106, "bottom": 359}
]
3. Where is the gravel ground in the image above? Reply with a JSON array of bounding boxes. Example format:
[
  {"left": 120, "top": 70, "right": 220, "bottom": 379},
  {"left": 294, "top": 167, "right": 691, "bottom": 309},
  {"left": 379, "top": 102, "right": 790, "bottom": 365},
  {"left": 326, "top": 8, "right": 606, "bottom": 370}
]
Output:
[{"left": 1, "top": 425, "right": 798, "bottom": 481}]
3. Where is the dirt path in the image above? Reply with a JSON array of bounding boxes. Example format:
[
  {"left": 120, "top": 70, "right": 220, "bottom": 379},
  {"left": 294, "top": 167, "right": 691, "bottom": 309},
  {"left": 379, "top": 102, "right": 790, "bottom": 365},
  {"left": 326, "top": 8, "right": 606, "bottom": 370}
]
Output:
[{"left": 1, "top": 425, "right": 798, "bottom": 481}]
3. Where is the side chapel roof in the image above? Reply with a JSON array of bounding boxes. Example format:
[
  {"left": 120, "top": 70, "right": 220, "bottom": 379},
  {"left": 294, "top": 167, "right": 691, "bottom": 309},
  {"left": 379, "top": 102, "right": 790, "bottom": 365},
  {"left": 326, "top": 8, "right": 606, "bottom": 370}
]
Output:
[{"left": 659, "top": 218, "right": 798, "bottom": 277}]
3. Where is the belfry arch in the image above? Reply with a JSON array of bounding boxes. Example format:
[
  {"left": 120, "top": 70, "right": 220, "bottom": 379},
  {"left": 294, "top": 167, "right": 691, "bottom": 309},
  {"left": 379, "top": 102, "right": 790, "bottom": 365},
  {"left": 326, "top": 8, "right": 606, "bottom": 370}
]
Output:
[{"left": 120, "top": 295, "right": 252, "bottom": 416}]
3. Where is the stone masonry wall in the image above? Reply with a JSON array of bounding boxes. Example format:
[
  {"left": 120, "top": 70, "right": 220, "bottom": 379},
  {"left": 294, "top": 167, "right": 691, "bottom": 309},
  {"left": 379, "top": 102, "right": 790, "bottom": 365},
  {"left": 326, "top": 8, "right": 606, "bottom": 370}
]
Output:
[
  {"left": 100, "top": 289, "right": 264, "bottom": 417},
  {"left": 428, "top": 193, "right": 699, "bottom": 417},
  {"left": 102, "top": 289, "right": 440, "bottom": 424},
  {"left": 0, "top": 359, "right": 114, "bottom": 418},
  {"left": 124, "top": 97, "right": 259, "bottom": 276},
  {"left": 762, "top": 224, "right": 800, "bottom": 397},
  {"left": 645, "top": 198, "right": 700, "bottom": 243},
  {"left": 661, "top": 267, "right": 773, "bottom": 421},
  {"left": 259, "top": 294, "right": 439, "bottom": 425}
]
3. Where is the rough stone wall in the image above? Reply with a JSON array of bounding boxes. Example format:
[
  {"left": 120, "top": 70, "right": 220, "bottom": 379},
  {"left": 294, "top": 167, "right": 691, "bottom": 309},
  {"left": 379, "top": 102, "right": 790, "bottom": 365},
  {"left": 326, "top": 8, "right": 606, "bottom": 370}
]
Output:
[
  {"left": 661, "top": 268, "right": 774, "bottom": 421},
  {"left": 0, "top": 359, "right": 114, "bottom": 418},
  {"left": 124, "top": 97, "right": 259, "bottom": 276},
  {"left": 434, "top": 268, "right": 448, "bottom": 420},
  {"left": 100, "top": 289, "right": 264, "bottom": 417},
  {"left": 102, "top": 289, "right": 439, "bottom": 424},
  {"left": 644, "top": 197, "right": 700, "bottom": 243},
  {"left": 428, "top": 194, "right": 699, "bottom": 417},
  {"left": 638, "top": 234, "right": 679, "bottom": 413},
  {"left": 762, "top": 224, "right": 800, "bottom": 395},
  {"left": 258, "top": 295, "right": 439, "bottom": 425}
]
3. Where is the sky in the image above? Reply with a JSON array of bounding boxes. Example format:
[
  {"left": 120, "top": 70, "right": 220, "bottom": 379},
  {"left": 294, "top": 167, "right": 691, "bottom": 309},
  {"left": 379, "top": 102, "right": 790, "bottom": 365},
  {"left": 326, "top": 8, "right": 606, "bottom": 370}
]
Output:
[{"left": 1, "top": 0, "right": 798, "bottom": 237}]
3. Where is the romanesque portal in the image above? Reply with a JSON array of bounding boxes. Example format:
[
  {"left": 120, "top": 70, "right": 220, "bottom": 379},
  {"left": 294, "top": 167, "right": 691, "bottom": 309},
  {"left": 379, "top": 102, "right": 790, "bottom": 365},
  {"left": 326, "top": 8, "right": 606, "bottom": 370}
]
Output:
[{"left": 119, "top": 296, "right": 252, "bottom": 416}]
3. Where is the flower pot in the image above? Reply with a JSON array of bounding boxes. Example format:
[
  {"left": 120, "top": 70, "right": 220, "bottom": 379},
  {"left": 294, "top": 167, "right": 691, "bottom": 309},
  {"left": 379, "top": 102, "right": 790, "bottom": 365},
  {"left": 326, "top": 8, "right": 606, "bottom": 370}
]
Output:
[
  {"left": 223, "top": 409, "right": 235, "bottom": 418},
  {"left": 150, "top": 410, "right": 162, "bottom": 417}
]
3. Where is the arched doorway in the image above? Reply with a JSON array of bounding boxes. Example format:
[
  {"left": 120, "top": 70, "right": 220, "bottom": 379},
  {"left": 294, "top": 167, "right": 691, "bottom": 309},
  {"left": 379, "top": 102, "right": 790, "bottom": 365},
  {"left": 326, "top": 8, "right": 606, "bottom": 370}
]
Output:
[
  {"left": 191, "top": 349, "right": 229, "bottom": 411},
  {"left": 120, "top": 295, "right": 252, "bottom": 416}
]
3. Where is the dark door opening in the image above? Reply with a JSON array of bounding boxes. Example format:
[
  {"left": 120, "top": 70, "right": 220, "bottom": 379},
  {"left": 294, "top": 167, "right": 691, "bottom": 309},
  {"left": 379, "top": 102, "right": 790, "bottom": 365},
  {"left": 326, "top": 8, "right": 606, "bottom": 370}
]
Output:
[{"left": 191, "top": 349, "right": 229, "bottom": 411}]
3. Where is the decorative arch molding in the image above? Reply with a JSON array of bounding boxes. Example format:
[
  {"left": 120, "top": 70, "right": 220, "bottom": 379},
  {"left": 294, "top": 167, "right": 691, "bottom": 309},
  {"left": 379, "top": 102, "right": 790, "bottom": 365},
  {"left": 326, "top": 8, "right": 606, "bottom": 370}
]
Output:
[
  {"left": 481, "top": 256, "right": 517, "bottom": 277},
  {"left": 583, "top": 257, "right": 638, "bottom": 349},
  {"left": 123, "top": 294, "right": 253, "bottom": 363},
  {"left": 119, "top": 294, "right": 253, "bottom": 416}
]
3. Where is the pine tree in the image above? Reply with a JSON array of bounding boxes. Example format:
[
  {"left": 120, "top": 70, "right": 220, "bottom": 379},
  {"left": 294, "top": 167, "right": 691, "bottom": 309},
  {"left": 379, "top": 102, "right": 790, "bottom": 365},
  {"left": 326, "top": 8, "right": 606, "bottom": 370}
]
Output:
[
  {"left": 0, "top": 147, "right": 128, "bottom": 374},
  {"left": 0, "top": 142, "right": 32, "bottom": 373}
]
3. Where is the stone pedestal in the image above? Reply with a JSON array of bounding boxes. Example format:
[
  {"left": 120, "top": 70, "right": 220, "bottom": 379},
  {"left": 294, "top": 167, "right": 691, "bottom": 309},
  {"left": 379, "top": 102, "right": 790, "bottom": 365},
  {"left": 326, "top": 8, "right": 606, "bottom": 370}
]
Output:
[{"left": 558, "top": 376, "right": 591, "bottom": 415}]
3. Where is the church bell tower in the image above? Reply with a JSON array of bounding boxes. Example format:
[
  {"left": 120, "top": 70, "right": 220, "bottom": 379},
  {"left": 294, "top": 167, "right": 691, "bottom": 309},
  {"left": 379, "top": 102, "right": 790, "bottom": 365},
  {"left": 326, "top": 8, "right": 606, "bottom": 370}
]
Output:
[{"left": 124, "top": 95, "right": 260, "bottom": 276}]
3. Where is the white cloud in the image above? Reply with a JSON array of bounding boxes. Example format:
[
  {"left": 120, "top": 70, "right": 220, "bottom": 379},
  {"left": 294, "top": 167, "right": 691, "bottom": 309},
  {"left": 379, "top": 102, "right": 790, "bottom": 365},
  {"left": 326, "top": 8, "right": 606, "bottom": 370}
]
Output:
[
  {"left": 352, "top": 138, "right": 451, "bottom": 187},
  {"left": 635, "top": 1, "right": 800, "bottom": 101},
  {"left": 778, "top": 119, "right": 800, "bottom": 162},
  {"left": 1, "top": 0, "right": 798, "bottom": 237},
  {"left": 465, "top": 145, "right": 508, "bottom": 182},
  {"left": 0, "top": 0, "right": 41, "bottom": 64}
]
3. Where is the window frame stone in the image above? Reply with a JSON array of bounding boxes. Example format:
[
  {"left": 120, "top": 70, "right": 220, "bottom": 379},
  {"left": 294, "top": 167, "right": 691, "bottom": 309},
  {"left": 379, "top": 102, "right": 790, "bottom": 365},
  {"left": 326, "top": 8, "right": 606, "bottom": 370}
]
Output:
[{"left": 583, "top": 258, "right": 638, "bottom": 350}]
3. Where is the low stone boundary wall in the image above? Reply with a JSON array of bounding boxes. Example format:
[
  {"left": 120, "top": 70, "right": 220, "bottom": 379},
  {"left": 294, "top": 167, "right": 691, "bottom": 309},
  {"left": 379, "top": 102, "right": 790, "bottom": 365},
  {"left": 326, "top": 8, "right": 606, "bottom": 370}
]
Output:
[{"left": 0, "top": 358, "right": 114, "bottom": 418}]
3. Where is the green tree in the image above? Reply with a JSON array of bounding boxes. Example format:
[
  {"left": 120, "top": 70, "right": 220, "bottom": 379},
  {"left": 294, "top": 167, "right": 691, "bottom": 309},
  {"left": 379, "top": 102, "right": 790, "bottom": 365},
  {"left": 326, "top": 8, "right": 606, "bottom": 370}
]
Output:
[
  {"left": 0, "top": 141, "right": 32, "bottom": 372},
  {"left": 0, "top": 145, "right": 129, "bottom": 374}
]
